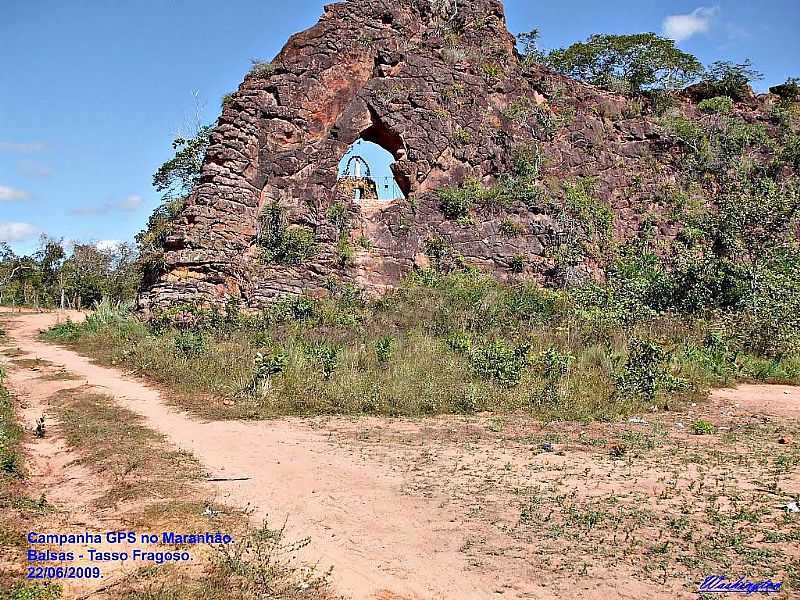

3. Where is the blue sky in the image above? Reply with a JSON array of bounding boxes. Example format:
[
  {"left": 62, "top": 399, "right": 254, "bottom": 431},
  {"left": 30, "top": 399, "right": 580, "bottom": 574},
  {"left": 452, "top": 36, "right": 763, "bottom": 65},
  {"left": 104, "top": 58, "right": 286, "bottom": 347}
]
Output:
[{"left": 1, "top": 0, "right": 798, "bottom": 255}]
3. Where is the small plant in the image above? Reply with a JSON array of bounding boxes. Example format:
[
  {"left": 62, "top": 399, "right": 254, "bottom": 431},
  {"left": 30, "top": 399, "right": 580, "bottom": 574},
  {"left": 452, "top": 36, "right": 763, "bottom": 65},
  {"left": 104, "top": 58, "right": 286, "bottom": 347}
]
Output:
[
  {"left": 499, "top": 218, "right": 526, "bottom": 237},
  {"left": 374, "top": 335, "right": 395, "bottom": 365},
  {"left": 445, "top": 331, "right": 472, "bottom": 354},
  {"left": 481, "top": 62, "right": 503, "bottom": 80},
  {"left": 453, "top": 128, "right": 472, "bottom": 144},
  {"left": 437, "top": 180, "right": 480, "bottom": 219},
  {"left": 45, "top": 320, "right": 82, "bottom": 342},
  {"left": 249, "top": 59, "right": 275, "bottom": 78},
  {"left": 509, "top": 254, "right": 526, "bottom": 273},
  {"left": 336, "top": 237, "right": 355, "bottom": 267},
  {"left": 615, "top": 338, "right": 670, "bottom": 402},
  {"left": 210, "top": 519, "right": 332, "bottom": 597},
  {"left": 221, "top": 92, "right": 235, "bottom": 109},
  {"left": 304, "top": 341, "right": 340, "bottom": 380},
  {"left": 248, "top": 350, "right": 288, "bottom": 393},
  {"left": 173, "top": 330, "right": 207, "bottom": 357},
  {"left": 326, "top": 201, "right": 349, "bottom": 233},
  {"left": 692, "top": 419, "right": 716, "bottom": 435},
  {"left": 538, "top": 346, "right": 575, "bottom": 379}
]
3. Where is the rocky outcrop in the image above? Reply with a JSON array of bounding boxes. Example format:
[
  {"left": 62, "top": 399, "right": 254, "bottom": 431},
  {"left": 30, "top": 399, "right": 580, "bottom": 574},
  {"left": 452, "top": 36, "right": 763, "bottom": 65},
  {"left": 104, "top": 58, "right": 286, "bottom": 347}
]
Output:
[{"left": 137, "top": 0, "right": 768, "bottom": 313}]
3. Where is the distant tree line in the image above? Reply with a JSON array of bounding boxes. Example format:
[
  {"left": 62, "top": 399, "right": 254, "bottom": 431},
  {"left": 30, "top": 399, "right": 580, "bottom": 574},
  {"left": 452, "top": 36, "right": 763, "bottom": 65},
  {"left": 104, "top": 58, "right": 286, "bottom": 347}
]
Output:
[{"left": 0, "top": 238, "right": 138, "bottom": 309}]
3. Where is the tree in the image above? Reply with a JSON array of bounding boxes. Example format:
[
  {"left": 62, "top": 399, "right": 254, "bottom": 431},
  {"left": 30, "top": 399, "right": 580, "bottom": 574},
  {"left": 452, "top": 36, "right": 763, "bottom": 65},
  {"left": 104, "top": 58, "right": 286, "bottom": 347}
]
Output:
[
  {"left": 516, "top": 29, "right": 544, "bottom": 66},
  {"left": 545, "top": 33, "right": 703, "bottom": 94},
  {"left": 701, "top": 60, "right": 763, "bottom": 100},
  {"left": 138, "top": 125, "right": 212, "bottom": 281},
  {"left": 34, "top": 236, "right": 66, "bottom": 307},
  {"left": 151, "top": 125, "right": 212, "bottom": 200}
]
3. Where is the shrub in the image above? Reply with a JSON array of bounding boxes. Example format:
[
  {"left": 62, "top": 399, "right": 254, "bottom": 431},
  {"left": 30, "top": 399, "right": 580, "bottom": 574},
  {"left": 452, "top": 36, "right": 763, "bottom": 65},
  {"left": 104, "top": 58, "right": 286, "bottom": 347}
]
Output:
[
  {"left": 249, "top": 350, "right": 288, "bottom": 393},
  {"left": 173, "top": 330, "right": 207, "bottom": 357},
  {"left": 499, "top": 218, "right": 526, "bottom": 237},
  {"left": 662, "top": 115, "right": 708, "bottom": 155},
  {"left": 249, "top": 60, "right": 275, "bottom": 78},
  {"left": 509, "top": 254, "right": 526, "bottom": 273},
  {"left": 538, "top": 346, "right": 575, "bottom": 380},
  {"left": 615, "top": 338, "right": 674, "bottom": 402},
  {"left": 0, "top": 583, "right": 62, "bottom": 600},
  {"left": 437, "top": 180, "right": 480, "bottom": 219},
  {"left": 374, "top": 335, "right": 395, "bottom": 365},
  {"left": 511, "top": 143, "right": 543, "bottom": 178},
  {"left": 258, "top": 202, "right": 317, "bottom": 265},
  {"left": 210, "top": 519, "right": 331, "bottom": 597},
  {"left": 336, "top": 238, "right": 355, "bottom": 267},
  {"left": 698, "top": 96, "right": 734, "bottom": 114},
  {"left": 469, "top": 340, "right": 529, "bottom": 386},
  {"left": 326, "top": 201, "right": 349, "bottom": 233},
  {"left": 276, "top": 226, "right": 316, "bottom": 265},
  {"left": 445, "top": 331, "right": 472, "bottom": 354},
  {"left": 45, "top": 320, "right": 82, "bottom": 342},
  {"left": 303, "top": 341, "right": 340, "bottom": 380},
  {"left": 769, "top": 77, "right": 800, "bottom": 102}
]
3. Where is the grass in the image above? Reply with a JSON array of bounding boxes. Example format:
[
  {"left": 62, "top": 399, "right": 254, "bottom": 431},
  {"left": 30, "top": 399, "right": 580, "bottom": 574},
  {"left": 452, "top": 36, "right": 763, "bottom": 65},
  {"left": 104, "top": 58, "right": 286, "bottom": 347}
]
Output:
[
  {"left": 0, "top": 327, "right": 60, "bottom": 598},
  {"left": 53, "top": 387, "right": 205, "bottom": 508},
  {"left": 42, "top": 271, "right": 800, "bottom": 422},
  {"left": 0, "top": 334, "right": 332, "bottom": 599},
  {"left": 107, "top": 521, "right": 334, "bottom": 600}
]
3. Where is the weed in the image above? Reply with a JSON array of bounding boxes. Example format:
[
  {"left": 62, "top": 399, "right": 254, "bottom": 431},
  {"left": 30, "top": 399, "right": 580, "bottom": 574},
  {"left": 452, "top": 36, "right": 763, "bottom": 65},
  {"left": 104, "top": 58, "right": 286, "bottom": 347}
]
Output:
[{"left": 692, "top": 420, "right": 716, "bottom": 435}]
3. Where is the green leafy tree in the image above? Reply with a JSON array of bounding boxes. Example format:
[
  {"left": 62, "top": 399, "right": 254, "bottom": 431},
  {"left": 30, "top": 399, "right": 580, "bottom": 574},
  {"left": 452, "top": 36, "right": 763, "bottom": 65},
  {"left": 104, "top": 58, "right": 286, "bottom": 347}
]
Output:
[
  {"left": 701, "top": 60, "right": 763, "bottom": 100},
  {"left": 516, "top": 29, "right": 544, "bottom": 65},
  {"left": 152, "top": 125, "right": 212, "bottom": 200},
  {"left": 545, "top": 33, "right": 703, "bottom": 94},
  {"left": 137, "top": 125, "right": 212, "bottom": 281}
]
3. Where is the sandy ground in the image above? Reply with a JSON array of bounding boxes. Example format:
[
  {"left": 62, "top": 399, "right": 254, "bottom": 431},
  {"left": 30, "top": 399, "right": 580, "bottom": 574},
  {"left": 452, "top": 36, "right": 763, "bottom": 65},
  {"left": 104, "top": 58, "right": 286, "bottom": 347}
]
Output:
[{"left": 2, "top": 310, "right": 799, "bottom": 599}]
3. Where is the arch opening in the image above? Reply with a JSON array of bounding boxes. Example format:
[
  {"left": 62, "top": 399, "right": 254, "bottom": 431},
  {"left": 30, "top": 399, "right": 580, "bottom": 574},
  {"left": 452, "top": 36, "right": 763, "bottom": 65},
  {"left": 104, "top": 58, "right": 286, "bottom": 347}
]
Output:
[{"left": 337, "top": 139, "right": 405, "bottom": 201}]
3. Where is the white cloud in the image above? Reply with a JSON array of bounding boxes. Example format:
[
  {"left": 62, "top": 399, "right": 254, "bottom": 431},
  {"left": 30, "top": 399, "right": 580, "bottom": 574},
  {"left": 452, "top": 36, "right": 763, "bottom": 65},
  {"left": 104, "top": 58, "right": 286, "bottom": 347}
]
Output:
[
  {"left": 0, "top": 222, "right": 38, "bottom": 242},
  {"left": 95, "top": 239, "right": 122, "bottom": 252},
  {"left": 69, "top": 194, "right": 144, "bottom": 215},
  {"left": 0, "top": 141, "right": 46, "bottom": 153},
  {"left": 0, "top": 185, "right": 30, "bottom": 202},
  {"left": 663, "top": 6, "right": 719, "bottom": 42}
]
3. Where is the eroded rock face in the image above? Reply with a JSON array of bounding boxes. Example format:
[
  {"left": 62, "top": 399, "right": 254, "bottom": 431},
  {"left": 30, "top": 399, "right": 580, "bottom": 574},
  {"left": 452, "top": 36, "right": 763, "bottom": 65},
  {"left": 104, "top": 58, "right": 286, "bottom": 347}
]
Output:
[{"left": 138, "top": 0, "right": 695, "bottom": 312}]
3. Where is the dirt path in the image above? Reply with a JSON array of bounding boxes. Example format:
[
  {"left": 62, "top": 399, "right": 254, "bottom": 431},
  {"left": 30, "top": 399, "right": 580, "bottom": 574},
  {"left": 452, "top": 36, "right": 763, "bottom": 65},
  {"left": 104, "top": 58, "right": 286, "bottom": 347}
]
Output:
[
  {"left": 2, "top": 311, "right": 511, "bottom": 600},
  {"left": 3, "top": 310, "right": 799, "bottom": 600}
]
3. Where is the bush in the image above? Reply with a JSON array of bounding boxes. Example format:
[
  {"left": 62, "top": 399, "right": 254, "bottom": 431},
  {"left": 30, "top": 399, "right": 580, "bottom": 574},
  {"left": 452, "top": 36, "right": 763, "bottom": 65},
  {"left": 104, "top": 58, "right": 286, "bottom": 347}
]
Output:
[
  {"left": 0, "top": 583, "right": 62, "bottom": 600},
  {"left": 469, "top": 340, "right": 529, "bottom": 386},
  {"left": 303, "top": 341, "right": 340, "bottom": 380},
  {"left": 698, "top": 96, "right": 733, "bottom": 114},
  {"left": 258, "top": 203, "right": 317, "bottom": 265},
  {"left": 499, "top": 218, "right": 526, "bottom": 237},
  {"left": 374, "top": 335, "right": 395, "bottom": 365},
  {"left": 437, "top": 180, "right": 481, "bottom": 219},
  {"left": 249, "top": 350, "right": 288, "bottom": 393},
  {"left": 174, "top": 330, "right": 207, "bottom": 357},
  {"left": 615, "top": 338, "right": 678, "bottom": 402},
  {"left": 45, "top": 320, "right": 82, "bottom": 342}
]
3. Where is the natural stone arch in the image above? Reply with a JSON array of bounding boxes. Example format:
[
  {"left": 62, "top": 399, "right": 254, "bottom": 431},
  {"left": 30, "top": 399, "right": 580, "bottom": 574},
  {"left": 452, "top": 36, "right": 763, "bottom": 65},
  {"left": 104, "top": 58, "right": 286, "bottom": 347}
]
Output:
[{"left": 139, "top": 0, "right": 684, "bottom": 315}]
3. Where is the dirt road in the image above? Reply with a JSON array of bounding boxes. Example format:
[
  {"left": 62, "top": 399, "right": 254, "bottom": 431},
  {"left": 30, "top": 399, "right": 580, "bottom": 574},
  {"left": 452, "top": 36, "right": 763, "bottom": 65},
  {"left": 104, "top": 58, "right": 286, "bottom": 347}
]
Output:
[{"left": 3, "top": 310, "right": 799, "bottom": 600}]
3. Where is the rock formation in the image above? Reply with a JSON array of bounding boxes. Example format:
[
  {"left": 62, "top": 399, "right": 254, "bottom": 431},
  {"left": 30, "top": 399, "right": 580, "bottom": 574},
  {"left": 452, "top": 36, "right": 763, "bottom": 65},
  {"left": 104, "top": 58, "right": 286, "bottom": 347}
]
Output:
[{"left": 137, "top": 0, "right": 773, "bottom": 313}]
